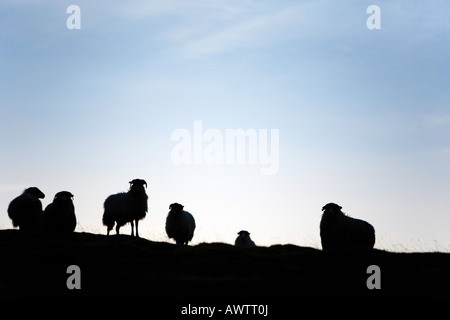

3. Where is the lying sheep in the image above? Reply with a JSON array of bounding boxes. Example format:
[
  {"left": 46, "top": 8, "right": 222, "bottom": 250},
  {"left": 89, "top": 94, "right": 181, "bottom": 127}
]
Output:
[
  {"left": 320, "top": 203, "right": 375, "bottom": 250},
  {"left": 42, "top": 191, "right": 77, "bottom": 233},
  {"left": 7, "top": 187, "right": 45, "bottom": 231},
  {"left": 102, "top": 179, "right": 148, "bottom": 237},
  {"left": 235, "top": 230, "right": 256, "bottom": 247},
  {"left": 165, "top": 203, "right": 196, "bottom": 245}
]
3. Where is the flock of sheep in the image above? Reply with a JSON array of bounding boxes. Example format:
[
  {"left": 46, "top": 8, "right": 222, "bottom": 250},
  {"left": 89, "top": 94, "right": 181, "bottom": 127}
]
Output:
[{"left": 6, "top": 179, "right": 376, "bottom": 249}]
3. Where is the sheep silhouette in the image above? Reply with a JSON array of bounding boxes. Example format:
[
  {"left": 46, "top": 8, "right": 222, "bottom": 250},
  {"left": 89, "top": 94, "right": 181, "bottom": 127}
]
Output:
[
  {"left": 320, "top": 203, "right": 375, "bottom": 250},
  {"left": 103, "top": 179, "right": 148, "bottom": 237},
  {"left": 7, "top": 187, "right": 45, "bottom": 231},
  {"left": 165, "top": 203, "right": 196, "bottom": 245},
  {"left": 235, "top": 230, "right": 256, "bottom": 247},
  {"left": 42, "top": 191, "right": 77, "bottom": 233}
]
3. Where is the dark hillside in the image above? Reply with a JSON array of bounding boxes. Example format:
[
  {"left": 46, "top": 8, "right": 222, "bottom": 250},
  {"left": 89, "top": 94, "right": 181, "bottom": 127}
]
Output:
[{"left": 0, "top": 230, "right": 449, "bottom": 302}]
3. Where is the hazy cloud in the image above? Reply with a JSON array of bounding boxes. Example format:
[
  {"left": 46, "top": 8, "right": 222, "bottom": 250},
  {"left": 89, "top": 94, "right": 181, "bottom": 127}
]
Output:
[
  {"left": 182, "top": 7, "right": 304, "bottom": 58},
  {"left": 425, "top": 114, "right": 450, "bottom": 126}
]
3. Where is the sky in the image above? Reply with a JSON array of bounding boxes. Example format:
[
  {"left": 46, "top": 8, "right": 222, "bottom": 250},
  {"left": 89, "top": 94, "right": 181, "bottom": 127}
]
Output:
[{"left": 1, "top": 0, "right": 449, "bottom": 251}]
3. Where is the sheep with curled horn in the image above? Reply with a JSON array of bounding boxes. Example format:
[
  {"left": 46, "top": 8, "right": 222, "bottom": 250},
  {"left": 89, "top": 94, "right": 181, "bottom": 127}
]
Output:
[
  {"left": 102, "top": 179, "right": 148, "bottom": 237},
  {"left": 320, "top": 203, "right": 375, "bottom": 250}
]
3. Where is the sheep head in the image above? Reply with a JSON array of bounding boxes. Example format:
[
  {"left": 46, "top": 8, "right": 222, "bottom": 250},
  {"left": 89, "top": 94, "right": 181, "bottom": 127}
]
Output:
[
  {"left": 53, "top": 191, "right": 74, "bottom": 204},
  {"left": 129, "top": 179, "right": 147, "bottom": 190},
  {"left": 238, "top": 230, "right": 250, "bottom": 236},
  {"left": 24, "top": 187, "right": 45, "bottom": 199},
  {"left": 169, "top": 203, "right": 184, "bottom": 213},
  {"left": 321, "top": 203, "right": 343, "bottom": 220}
]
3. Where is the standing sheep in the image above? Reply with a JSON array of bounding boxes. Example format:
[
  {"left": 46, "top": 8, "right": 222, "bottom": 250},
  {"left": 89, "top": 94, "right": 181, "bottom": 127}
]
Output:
[
  {"left": 102, "top": 179, "right": 148, "bottom": 237},
  {"left": 7, "top": 187, "right": 45, "bottom": 231},
  {"left": 234, "top": 230, "right": 256, "bottom": 247},
  {"left": 165, "top": 203, "right": 196, "bottom": 245},
  {"left": 320, "top": 203, "right": 375, "bottom": 250},
  {"left": 42, "top": 191, "right": 77, "bottom": 233}
]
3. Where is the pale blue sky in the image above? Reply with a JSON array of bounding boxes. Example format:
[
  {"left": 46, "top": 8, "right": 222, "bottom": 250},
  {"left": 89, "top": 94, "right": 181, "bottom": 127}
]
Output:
[{"left": 1, "top": 1, "right": 449, "bottom": 251}]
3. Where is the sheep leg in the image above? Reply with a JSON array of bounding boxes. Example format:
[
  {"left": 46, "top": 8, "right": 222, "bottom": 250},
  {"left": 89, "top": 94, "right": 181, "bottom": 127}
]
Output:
[
  {"left": 130, "top": 221, "right": 135, "bottom": 237},
  {"left": 135, "top": 219, "right": 140, "bottom": 238},
  {"left": 107, "top": 224, "right": 114, "bottom": 236}
]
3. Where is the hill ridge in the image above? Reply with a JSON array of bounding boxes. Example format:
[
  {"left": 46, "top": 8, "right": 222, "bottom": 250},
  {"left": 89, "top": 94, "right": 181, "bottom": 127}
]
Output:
[{"left": 1, "top": 229, "right": 449, "bottom": 300}]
